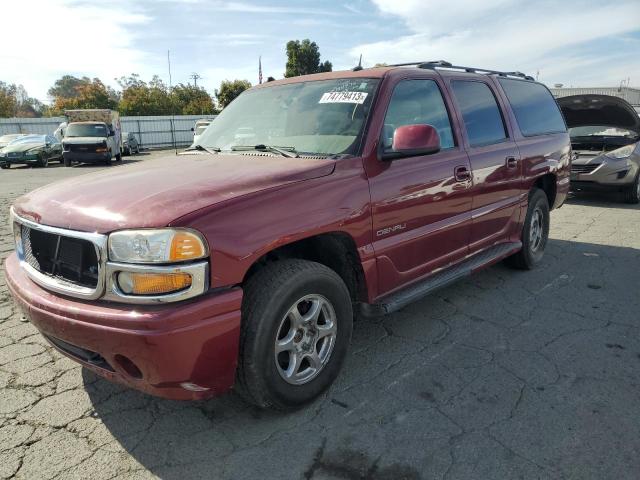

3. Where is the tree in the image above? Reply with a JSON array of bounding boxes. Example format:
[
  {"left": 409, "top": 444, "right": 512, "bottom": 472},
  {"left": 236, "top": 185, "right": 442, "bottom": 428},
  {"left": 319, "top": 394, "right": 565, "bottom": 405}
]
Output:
[
  {"left": 0, "top": 82, "right": 18, "bottom": 118},
  {"left": 51, "top": 78, "right": 118, "bottom": 113},
  {"left": 172, "top": 84, "right": 217, "bottom": 115},
  {"left": 284, "top": 39, "right": 332, "bottom": 78},
  {"left": 215, "top": 79, "right": 251, "bottom": 109},
  {"left": 117, "top": 74, "right": 172, "bottom": 115},
  {"left": 48, "top": 75, "right": 91, "bottom": 99},
  {"left": 0, "top": 82, "right": 45, "bottom": 118}
]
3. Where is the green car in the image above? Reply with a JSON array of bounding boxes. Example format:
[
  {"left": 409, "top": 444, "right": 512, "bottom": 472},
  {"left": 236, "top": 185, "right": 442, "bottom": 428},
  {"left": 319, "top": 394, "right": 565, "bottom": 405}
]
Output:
[{"left": 0, "top": 134, "right": 63, "bottom": 169}]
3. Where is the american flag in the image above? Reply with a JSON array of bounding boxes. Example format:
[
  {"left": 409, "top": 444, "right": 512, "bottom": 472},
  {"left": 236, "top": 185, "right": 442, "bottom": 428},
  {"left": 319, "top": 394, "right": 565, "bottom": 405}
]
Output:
[{"left": 259, "top": 56, "right": 263, "bottom": 84}]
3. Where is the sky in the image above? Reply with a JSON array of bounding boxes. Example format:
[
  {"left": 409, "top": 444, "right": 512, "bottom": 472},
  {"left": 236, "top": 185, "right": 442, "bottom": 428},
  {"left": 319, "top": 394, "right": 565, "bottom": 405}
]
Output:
[{"left": 2, "top": 0, "right": 639, "bottom": 103}]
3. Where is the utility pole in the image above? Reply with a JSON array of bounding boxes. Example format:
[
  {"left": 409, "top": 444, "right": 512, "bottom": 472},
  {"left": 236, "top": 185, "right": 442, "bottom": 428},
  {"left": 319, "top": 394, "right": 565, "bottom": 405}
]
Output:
[{"left": 189, "top": 72, "right": 202, "bottom": 87}]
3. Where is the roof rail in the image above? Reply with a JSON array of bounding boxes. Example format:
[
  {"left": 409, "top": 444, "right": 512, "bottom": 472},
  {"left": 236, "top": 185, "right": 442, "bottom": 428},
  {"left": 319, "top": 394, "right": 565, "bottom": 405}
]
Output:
[{"left": 387, "top": 60, "right": 535, "bottom": 81}]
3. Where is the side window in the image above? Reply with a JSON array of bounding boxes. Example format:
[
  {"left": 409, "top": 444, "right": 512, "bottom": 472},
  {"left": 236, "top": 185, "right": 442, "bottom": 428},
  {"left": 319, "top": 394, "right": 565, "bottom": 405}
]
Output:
[
  {"left": 498, "top": 78, "right": 567, "bottom": 136},
  {"left": 452, "top": 81, "right": 507, "bottom": 147},
  {"left": 383, "top": 79, "right": 455, "bottom": 151}
]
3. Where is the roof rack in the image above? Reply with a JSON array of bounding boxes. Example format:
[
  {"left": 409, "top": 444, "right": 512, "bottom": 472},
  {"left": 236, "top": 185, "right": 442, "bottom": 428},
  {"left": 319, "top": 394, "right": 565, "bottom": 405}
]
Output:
[{"left": 387, "top": 60, "right": 535, "bottom": 81}]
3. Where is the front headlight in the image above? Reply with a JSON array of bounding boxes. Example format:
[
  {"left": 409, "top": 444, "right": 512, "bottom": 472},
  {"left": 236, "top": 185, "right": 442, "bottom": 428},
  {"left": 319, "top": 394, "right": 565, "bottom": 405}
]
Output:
[
  {"left": 605, "top": 144, "right": 635, "bottom": 160},
  {"left": 108, "top": 229, "right": 208, "bottom": 264}
]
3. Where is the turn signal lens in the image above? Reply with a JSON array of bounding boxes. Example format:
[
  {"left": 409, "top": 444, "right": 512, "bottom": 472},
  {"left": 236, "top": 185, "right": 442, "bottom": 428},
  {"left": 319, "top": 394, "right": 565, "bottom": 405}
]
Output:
[
  {"left": 118, "top": 272, "right": 192, "bottom": 295},
  {"left": 170, "top": 232, "right": 206, "bottom": 261}
]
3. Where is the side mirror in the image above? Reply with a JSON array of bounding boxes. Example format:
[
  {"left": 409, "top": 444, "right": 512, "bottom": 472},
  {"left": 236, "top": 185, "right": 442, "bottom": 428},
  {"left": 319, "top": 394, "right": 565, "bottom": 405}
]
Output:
[
  {"left": 190, "top": 127, "right": 195, "bottom": 132},
  {"left": 382, "top": 124, "right": 441, "bottom": 161}
]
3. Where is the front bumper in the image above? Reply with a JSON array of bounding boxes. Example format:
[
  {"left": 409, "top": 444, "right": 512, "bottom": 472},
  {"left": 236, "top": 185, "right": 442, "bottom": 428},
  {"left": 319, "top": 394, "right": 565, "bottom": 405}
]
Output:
[
  {"left": 570, "top": 158, "right": 638, "bottom": 191},
  {"left": 0, "top": 155, "right": 40, "bottom": 166},
  {"left": 4, "top": 253, "right": 243, "bottom": 400},
  {"left": 63, "top": 151, "right": 110, "bottom": 163}
]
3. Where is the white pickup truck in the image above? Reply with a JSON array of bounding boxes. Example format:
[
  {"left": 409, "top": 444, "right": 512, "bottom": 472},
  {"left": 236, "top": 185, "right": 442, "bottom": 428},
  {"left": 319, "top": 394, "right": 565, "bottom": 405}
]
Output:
[{"left": 62, "top": 109, "right": 123, "bottom": 166}]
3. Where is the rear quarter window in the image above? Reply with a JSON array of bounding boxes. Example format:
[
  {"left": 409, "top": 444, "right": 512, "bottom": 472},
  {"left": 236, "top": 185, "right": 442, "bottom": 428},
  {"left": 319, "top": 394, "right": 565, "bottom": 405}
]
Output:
[{"left": 499, "top": 78, "right": 566, "bottom": 136}]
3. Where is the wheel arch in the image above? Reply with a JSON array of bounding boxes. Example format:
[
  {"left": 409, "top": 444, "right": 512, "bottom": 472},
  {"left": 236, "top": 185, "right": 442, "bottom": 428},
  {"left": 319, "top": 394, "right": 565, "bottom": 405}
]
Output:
[
  {"left": 533, "top": 172, "right": 557, "bottom": 208},
  {"left": 242, "top": 231, "right": 369, "bottom": 304}
]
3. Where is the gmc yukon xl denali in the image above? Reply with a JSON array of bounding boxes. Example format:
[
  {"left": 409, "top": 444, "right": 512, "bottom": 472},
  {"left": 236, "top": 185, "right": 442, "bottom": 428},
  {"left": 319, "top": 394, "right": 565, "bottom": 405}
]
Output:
[{"left": 5, "top": 62, "right": 570, "bottom": 410}]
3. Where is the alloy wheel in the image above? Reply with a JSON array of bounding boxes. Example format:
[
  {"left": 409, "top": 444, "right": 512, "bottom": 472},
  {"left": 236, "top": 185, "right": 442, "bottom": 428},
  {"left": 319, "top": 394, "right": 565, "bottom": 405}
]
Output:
[
  {"left": 274, "top": 294, "right": 337, "bottom": 385},
  {"left": 529, "top": 208, "right": 544, "bottom": 252}
]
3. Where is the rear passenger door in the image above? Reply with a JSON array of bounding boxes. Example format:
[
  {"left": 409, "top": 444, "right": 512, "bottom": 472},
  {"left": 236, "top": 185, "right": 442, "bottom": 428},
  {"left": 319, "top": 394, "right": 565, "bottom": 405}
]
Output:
[
  {"left": 366, "top": 78, "right": 473, "bottom": 295},
  {"left": 450, "top": 80, "right": 523, "bottom": 252}
]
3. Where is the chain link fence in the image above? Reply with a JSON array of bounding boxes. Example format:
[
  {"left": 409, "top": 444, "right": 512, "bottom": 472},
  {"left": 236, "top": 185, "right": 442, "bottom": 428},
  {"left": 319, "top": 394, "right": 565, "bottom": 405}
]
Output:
[{"left": 0, "top": 115, "right": 217, "bottom": 149}]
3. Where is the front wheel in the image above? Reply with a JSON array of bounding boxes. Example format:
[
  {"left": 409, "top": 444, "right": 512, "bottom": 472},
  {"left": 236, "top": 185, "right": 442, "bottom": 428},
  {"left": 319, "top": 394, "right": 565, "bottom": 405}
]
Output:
[
  {"left": 115, "top": 152, "right": 122, "bottom": 162},
  {"left": 506, "top": 188, "right": 550, "bottom": 270},
  {"left": 623, "top": 174, "right": 640, "bottom": 204},
  {"left": 237, "top": 260, "right": 353, "bottom": 410},
  {"left": 39, "top": 155, "right": 48, "bottom": 168},
  {"left": 63, "top": 156, "right": 71, "bottom": 167},
  {"left": 0, "top": 163, "right": 9, "bottom": 169}
]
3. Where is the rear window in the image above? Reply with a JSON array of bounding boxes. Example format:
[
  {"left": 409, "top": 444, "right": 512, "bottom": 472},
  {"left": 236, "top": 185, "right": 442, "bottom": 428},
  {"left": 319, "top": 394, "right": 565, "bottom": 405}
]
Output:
[{"left": 499, "top": 79, "right": 566, "bottom": 136}]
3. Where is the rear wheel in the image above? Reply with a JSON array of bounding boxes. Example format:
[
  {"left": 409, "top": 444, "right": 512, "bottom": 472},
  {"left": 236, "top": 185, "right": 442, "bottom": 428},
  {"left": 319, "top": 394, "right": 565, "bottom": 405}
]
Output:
[
  {"left": 623, "top": 174, "right": 640, "bottom": 204},
  {"left": 63, "top": 156, "right": 71, "bottom": 167},
  {"left": 506, "top": 188, "right": 550, "bottom": 270},
  {"left": 0, "top": 163, "right": 9, "bottom": 169},
  {"left": 116, "top": 152, "right": 122, "bottom": 162},
  {"left": 39, "top": 154, "right": 48, "bottom": 168},
  {"left": 237, "top": 260, "right": 353, "bottom": 410}
]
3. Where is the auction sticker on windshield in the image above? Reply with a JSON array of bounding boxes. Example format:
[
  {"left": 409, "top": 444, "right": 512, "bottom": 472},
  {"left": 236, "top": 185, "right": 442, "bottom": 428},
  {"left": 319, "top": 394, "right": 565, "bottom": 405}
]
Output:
[{"left": 319, "top": 91, "right": 368, "bottom": 104}]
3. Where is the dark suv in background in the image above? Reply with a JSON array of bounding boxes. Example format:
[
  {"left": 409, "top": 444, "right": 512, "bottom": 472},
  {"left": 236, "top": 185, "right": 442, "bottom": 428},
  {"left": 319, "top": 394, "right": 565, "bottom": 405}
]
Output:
[{"left": 6, "top": 61, "right": 570, "bottom": 410}]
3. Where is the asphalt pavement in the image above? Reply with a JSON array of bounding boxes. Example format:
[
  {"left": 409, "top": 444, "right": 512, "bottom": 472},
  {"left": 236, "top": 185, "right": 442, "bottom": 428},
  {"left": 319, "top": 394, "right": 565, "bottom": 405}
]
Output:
[{"left": 1, "top": 150, "right": 639, "bottom": 479}]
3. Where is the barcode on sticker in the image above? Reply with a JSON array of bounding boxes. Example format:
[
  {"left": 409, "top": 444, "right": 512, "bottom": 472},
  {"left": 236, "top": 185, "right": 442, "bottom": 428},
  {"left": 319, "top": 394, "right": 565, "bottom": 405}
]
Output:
[{"left": 319, "top": 91, "right": 368, "bottom": 104}]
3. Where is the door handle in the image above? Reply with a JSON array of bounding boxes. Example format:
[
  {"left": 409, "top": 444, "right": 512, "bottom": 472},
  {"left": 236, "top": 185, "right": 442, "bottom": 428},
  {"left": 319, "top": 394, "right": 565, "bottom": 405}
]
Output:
[
  {"left": 506, "top": 156, "right": 519, "bottom": 169},
  {"left": 454, "top": 165, "right": 471, "bottom": 182}
]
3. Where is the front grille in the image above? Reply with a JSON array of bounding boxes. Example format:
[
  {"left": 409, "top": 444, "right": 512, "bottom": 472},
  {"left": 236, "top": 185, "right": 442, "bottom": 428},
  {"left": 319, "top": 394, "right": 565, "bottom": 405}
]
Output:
[
  {"left": 68, "top": 144, "right": 102, "bottom": 153},
  {"left": 21, "top": 225, "right": 99, "bottom": 288},
  {"left": 571, "top": 163, "right": 600, "bottom": 174}
]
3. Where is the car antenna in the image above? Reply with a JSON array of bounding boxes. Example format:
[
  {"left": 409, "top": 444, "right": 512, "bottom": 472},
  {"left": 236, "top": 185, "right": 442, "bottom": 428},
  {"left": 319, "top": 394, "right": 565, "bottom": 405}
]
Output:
[
  {"left": 168, "top": 49, "right": 178, "bottom": 155},
  {"left": 352, "top": 54, "right": 363, "bottom": 71}
]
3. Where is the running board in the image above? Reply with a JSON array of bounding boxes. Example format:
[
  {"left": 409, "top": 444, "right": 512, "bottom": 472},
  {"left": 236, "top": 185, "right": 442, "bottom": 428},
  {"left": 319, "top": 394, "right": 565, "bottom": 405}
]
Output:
[{"left": 360, "top": 242, "right": 521, "bottom": 317}]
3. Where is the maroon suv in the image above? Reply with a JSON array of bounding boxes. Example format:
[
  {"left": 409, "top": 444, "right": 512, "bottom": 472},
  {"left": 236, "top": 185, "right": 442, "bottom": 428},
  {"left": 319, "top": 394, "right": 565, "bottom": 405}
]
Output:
[{"left": 5, "top": 62, "right": 570, "bottom": 410}]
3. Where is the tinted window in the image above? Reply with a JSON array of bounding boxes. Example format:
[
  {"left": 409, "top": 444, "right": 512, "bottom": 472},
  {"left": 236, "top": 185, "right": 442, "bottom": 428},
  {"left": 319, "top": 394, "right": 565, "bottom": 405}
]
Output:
[
  {"left": 499, "top": 79, "right": 566, "bottom": 136},
  {"left": 452, "top": 81, "right": 507, "bottom": 147},
  {"left": 383, "top": 79, "right": 455, "bottom": 150}
]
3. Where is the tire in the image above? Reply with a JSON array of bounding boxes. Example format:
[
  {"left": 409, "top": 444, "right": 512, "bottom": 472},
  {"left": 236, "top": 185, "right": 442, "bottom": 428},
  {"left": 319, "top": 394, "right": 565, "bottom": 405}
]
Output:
[
  {"left": 0, "top": 163, "right": 9, "bottom": 169},
  {"left": 63, "top": 156, "right": 71, "bottom": 167},
  {"left": 506, "top": 188, "right": 550, "bottom": 270},
  {"left": 124, "top": 147, "right": 130, "bottom": 156},
  {"left": 115, "top": 152, "right": 122, "bottom": 162},
  {"left": 105, "top": 154, "right": 112, "bottom": 165},
  {"left": 237, "top": 259, "right": 353, "bottom": 410},
  {"left": 623, "top": 173, "right": 640, "bottom": 204},
  {"left": 39, "top": 155, "right": 48, "bottom": 168}
]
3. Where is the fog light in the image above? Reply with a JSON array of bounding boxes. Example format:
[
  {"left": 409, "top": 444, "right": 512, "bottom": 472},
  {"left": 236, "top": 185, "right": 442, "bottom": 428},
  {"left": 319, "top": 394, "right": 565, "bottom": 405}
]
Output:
[
  {"left": 117, "top": 271, "right": 192, "bottom": 295},
  {"left": 96, "top": 147, "right": 108, "bottom": 153},
  {"left": 617, "top": 169, "right": 629, "bottom": 179}
]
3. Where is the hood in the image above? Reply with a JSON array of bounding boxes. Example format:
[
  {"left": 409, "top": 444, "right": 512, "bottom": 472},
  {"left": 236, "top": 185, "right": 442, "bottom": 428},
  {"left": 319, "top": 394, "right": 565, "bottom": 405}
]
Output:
[
  {"left": 558, "top": 94, "right": 640, "bottom": 136},
  {"left": 13, "top": 153, "right": 336, "bottom": 233},
  {"left": 2, "top": 142, "right": 43, "bottom": 153},
  {"left": 63, "top": 136, "right": 108, "bottom": 145}
]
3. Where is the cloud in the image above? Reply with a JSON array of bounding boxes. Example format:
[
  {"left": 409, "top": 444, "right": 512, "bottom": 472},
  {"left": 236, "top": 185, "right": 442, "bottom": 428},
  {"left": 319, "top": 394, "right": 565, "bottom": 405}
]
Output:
[
  {"left": 1, "top": 0, "right": 153, "bottom": 102},
  {"left": 352, "top": 0, "right": 640, "bottom": 87}
]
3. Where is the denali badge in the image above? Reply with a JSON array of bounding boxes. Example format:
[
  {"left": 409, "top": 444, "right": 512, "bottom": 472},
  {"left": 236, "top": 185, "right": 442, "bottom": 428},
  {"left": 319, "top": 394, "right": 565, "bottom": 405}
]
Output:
[{"left": 376, "top": 224, "right": 406, "bottom": 237}]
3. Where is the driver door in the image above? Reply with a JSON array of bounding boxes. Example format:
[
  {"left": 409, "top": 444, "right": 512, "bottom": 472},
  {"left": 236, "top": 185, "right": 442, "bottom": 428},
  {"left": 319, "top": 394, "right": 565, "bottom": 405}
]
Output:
[{"left": 365, "top": 78, "right": 473, "bottom": 296}]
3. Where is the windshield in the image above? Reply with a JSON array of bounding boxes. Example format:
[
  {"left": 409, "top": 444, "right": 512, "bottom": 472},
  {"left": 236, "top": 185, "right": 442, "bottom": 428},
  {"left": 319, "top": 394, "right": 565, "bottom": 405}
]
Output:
[
  {"left": 570, "top": 126, "right": 638, "bottom": 138},
  {"left": 65, "top": 123, "right": 108, "bottom": 138},
  {"left": 10, "top": 135, "right": 45, "bottom": 144},
  {"left": 197, "top": 78, "right": 379, "bottom": 155}
]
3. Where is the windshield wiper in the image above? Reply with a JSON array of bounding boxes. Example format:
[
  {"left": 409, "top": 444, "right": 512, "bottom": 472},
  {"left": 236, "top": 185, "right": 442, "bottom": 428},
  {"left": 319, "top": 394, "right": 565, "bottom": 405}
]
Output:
[
  {"left": 184, "top": 144, "right": 221, "bottom": 155},
  {"left": 231, "top": 144, "right": 299, "bottom": 158}
]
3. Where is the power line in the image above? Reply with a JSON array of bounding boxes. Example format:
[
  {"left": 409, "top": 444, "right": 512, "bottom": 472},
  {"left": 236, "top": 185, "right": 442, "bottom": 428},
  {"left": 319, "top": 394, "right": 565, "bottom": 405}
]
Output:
[{"left": 189, "top": 72, "right": 202, "bottom": 87}]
